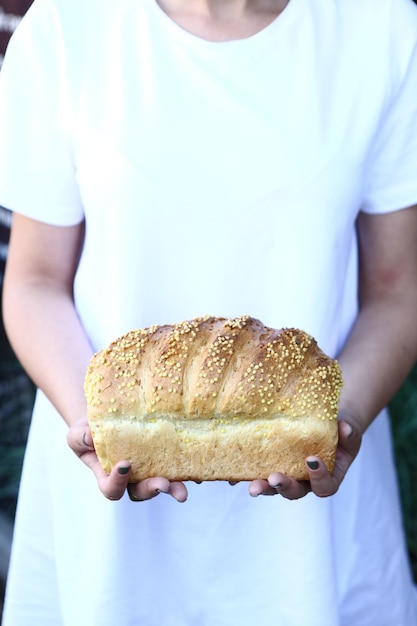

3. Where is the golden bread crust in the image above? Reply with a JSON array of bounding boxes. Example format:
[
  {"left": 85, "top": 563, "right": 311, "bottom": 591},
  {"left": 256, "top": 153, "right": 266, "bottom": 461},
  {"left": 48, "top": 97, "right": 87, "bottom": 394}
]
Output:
[{"left": 85, "top": 316, "right": 342, "bottom": 481}]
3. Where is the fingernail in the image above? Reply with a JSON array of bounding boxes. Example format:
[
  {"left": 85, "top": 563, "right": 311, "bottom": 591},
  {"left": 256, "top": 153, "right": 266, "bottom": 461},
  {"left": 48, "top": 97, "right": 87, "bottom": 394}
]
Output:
[
  {"left": 345, "top": 423, "right": 354, "bottom": 437},
  {"left": 307, "top": 460, "right": 319, "bottom": 470},
  {"left": 82, "top": 432, "right": 93, "bottom": 449},
  {"left": 118, "top": 466, "right": 130, "bottom": 475}
]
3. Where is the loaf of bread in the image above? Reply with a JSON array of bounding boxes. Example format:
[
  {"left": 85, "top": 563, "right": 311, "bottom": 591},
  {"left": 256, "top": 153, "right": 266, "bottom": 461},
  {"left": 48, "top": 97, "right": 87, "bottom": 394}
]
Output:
[{"left": 85, "top": 316, "right": 343, "bottom": 481}]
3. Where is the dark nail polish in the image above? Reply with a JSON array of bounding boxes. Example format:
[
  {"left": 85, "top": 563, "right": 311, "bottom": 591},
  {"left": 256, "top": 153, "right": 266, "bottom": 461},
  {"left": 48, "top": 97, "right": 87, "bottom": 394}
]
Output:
[
  {"left": 118, "top": 466, "right": 130, "bottom": 475},
  {"left": 82, "top": 432, "right": 93, "bottom": 449},
  {"left": 307, "top": 460, "right": 319, "bottom": 470}
]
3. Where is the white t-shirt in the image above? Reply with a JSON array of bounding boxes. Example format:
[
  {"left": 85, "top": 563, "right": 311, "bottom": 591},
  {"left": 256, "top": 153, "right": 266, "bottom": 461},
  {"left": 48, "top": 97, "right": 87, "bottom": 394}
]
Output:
[{"left": 1, "top": 0, "right": 417, "bottom": 624}]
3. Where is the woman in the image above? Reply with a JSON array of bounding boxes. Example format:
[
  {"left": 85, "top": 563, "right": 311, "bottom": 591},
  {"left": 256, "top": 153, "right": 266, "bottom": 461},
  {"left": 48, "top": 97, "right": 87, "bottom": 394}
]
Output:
[{"left": 1, "top": 0, "right": 417, "bottom": 624}]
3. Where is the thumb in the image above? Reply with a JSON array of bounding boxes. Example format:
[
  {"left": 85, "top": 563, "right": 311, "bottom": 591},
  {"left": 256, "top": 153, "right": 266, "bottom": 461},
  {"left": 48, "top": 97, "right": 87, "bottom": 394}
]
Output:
[
  {"left": 67, "top": 416, "right": 94, "bottom": 457},
  {"left": 338, "top": 419, "right": 362, "bottom": 456}
]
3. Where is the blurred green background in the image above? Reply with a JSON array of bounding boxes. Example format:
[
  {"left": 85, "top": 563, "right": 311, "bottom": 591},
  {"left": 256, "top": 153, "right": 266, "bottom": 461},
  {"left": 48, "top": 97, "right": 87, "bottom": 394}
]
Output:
[{"left": 389, "top": 367, "right": 417, "bottom": 583}]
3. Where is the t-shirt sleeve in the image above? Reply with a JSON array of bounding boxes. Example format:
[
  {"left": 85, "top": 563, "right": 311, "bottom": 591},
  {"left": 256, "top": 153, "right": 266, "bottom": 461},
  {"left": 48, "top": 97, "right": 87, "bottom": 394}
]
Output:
[
  {"left": 0, "top": 0, "right": 84, "bottom": 226},
  {"left": 362, "top": 0, "right": 417, "bottom": 215}
]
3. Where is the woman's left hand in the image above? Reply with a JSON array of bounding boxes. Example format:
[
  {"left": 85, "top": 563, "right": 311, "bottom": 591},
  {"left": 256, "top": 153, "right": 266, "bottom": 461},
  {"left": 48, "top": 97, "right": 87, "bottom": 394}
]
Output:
[
  {"left": 248, "top": 416, "right": 362, "bottom": 500},
  {"left": 67, "top": 416, "right": 189, "bottom": 502}
]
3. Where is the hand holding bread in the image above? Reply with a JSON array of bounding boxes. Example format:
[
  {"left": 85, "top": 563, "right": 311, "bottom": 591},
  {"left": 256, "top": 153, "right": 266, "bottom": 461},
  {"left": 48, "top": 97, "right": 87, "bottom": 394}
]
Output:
[{"left": 84, "top": 316, "right": 343, "bottom": 482}]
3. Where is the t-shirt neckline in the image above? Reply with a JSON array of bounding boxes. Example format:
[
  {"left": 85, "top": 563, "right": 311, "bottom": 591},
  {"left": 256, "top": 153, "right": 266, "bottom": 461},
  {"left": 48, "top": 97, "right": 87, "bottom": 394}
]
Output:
[{"left": 147, "top": 0, "right": 299, "bottom": 47}]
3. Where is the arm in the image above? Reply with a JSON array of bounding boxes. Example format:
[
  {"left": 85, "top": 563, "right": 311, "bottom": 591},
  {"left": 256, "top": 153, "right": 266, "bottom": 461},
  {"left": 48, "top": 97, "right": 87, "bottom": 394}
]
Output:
[
  {"left": 250, "top": 204, "right": 417, "bottom": 499},
  {"left": 338, "top": 206, "right": 417, "bottom": 425},
  {"left": 3, "top": 214, "right": 91, "bottom": 424},
  {"left": 3, "top": 214, "right": 188, "bottom": 502}
]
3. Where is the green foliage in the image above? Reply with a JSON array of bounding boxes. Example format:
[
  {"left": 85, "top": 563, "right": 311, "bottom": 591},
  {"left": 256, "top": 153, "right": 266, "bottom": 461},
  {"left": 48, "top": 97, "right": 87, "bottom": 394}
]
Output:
[
  {"left": 389, "top": 363, "right": 417, "bottom": 583},
  {"left": 0, "top": 370, "right": 34, "bottom": 519},
  {"left": 0, "top": 446, "right": 27, "bottom": 518}
]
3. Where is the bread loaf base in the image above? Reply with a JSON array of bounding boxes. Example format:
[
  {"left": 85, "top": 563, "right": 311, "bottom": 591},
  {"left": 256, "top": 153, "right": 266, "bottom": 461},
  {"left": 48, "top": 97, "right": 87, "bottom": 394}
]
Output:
[{"left": 90, "top": 414, "right": 338, "bottom": 482}]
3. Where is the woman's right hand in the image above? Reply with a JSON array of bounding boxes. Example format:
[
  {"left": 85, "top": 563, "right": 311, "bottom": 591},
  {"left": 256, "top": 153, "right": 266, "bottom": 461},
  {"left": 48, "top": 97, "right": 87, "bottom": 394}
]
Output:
[{"left": 67, "top": 416, "right": 188, "bottom": 502}]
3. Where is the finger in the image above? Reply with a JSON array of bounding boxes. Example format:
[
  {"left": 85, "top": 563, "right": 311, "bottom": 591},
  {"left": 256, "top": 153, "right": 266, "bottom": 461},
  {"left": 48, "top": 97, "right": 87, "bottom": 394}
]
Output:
[
  {"left": 127, "top": 483, "right": 157, "bottom": 502},
  {"left": 87, "top": 455, "right": 132, "bottom": 500},
  {"left": 330, "top": 419, "right": 362, "bottom": 486},
  {"left": 127, "top": 476, "right": 169, "bottom": 501},
  {"left": 306, "top": 420, "right": 362, "bottom": 497},
  {"left": 305, "top": 457, "right": 336, "bottom": 497},
  {"left": 128, "top": 477, "right": 188, "bottom": 503},
  {"left": 249, "top": 479, "right": 281, "bottom": 497},
  {"left": 166, "top": 481, "right": 188, "bottom": 502},
  {"left": 267, "top": 473, "right": 311, "bottom": 500},
  {"left": 67, "top": 419, "right": 94, "bottom": 456},
  {"left": 338, "top": 419, "right": 361, "bottom": 458}
]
